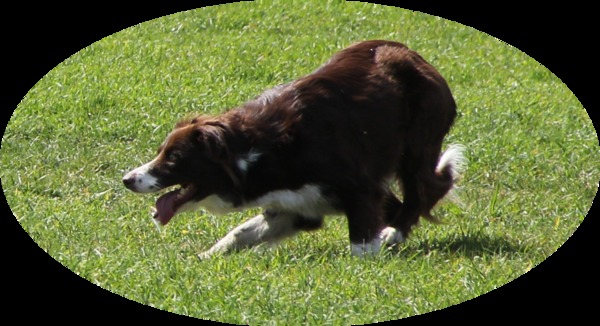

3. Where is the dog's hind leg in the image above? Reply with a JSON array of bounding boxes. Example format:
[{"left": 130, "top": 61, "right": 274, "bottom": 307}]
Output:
[
  {"left": 198, "top": 210, "right": 323, "bottom": 259},
  {"left": 387, "top": 145, "right": 465, "bottom": 238}
]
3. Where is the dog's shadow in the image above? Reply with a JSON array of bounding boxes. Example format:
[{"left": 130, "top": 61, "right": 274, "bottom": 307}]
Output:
[{"left": 396, "top": 232, "right": 523, "bottom": 258}]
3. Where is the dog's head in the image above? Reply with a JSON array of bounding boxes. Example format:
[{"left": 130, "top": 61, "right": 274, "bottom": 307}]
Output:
[{"left": 123, "top": 117, "right": 234, "bottom": 225}]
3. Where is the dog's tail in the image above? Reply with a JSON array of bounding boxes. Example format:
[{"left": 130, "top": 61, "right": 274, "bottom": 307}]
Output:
[
  {"left": 436, "top": 144, "right": 468, "bottom": 181},
  {"left": 422, "top": 144, "right": 467, "bottom": 223}
]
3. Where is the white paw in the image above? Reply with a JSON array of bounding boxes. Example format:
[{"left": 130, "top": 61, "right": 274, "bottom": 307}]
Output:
[
  {"left": 351, "top": 227, "right": 405, "bottom": 257},
  {"left": 379, "top": 226, "right": 404, "bottom": 245},
  {"left": 197, "top": 251, "right": 213, "bottom": 260}
]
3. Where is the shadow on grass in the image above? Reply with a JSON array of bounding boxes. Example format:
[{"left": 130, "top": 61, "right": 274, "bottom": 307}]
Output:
[{"left": 398, "top": 233, "right": 525, "bottom": 258}]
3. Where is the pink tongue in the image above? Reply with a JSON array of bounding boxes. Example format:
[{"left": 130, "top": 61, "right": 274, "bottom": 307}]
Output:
[{"left": 154, "top": 190, "right": 179, "bottom": 225}]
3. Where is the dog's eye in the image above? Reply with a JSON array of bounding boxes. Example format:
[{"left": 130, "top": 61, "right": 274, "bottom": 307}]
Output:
[{"left": 164, "top": 151, "right": 180, "bottom": 165}]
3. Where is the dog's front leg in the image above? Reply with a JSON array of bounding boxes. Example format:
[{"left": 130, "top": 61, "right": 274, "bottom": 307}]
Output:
[
  {"left": 198, "top": 212, "right": 272, "bottom": 259},
  {"left": 198, "top": 210, "right": 316, "bottom": 259},
  {"left": 342, "top": 192, "right": 404, "bottom": 256}
]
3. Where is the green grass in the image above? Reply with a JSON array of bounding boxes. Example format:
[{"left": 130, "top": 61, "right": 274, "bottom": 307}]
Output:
[{"left": 2, "top": 1, "right": 597, "bottom": 324}]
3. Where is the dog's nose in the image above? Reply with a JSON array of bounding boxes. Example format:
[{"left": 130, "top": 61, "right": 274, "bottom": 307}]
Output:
[{"left": 122, "top": 175, "right": 136, "bottom": 189}]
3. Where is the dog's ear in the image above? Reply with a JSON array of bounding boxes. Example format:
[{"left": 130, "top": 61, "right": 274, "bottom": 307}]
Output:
[
  {"left": 196, "top": 122, "right": 230, "bottom": 162},
  {"left": 196, "top": 121, "right": 244, "bottom": 190}
]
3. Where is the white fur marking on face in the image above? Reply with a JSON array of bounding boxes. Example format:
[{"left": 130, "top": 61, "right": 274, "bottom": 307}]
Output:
[{"left": 123, "top": 159, "right": 161, "bottom": 193}]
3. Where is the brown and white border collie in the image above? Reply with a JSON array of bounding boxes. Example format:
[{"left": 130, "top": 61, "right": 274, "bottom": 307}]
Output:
[{"left": 122, "top": 40, "right": 465, "bottom": 258}]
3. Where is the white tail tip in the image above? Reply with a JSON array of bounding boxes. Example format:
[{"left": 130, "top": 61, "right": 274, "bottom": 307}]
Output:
[{"left": 436, "top": 144, "right": 468, "bottom": 179}]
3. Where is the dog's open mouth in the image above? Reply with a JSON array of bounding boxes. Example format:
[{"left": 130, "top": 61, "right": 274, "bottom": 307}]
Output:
[{"left": 153, "top": 184, "right": 197, "bottom": 225}]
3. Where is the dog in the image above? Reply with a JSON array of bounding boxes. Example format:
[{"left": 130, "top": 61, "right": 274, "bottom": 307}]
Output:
[{"left": 122, "top": 40, "right": 465, "bottom": 258}]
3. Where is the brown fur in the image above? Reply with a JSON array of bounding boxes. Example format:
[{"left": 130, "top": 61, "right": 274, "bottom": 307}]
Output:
[{"left": 124, "top": 40, "right": 460, "bottom": 247}]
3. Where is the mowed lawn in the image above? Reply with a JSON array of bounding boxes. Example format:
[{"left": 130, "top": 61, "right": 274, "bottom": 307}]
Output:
[{"left": 2, "top": 2, "right": 597, "bottom": 324}]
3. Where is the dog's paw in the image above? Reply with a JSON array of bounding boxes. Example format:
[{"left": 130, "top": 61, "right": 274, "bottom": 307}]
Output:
[
  {"left": 351, "top": 227, "right": 405, "bottom": 257},
  {"left": 379, "top": 226, "right": 405, "bottom": 246},
  {"left": 197, "top": 250, "right": 217, "bottom": 261}
]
